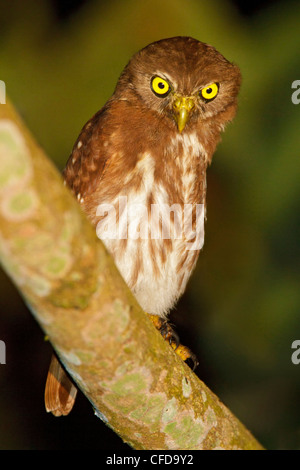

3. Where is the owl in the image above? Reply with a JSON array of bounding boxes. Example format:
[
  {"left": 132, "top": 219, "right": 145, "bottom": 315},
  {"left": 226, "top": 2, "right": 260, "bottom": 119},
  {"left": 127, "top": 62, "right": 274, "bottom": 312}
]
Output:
[{"left": 45, "top": 36, "right": 241, "bottom": 416}]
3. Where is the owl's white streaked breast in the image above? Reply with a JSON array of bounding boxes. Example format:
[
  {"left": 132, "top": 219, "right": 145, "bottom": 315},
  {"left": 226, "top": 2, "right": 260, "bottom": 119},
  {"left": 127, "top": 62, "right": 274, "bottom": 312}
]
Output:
[{"left": 96, "top": 133, "right": 206, "bottom": 318}]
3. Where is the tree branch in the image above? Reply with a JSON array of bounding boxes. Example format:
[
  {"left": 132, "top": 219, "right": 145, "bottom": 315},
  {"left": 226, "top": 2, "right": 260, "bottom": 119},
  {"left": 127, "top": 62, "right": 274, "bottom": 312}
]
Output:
[{"left": 0, "top": 99, "right": 263, "bottom": 450}]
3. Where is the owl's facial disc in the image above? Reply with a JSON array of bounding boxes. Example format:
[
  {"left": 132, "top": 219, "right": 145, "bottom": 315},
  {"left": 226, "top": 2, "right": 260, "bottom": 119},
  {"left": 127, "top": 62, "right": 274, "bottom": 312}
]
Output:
[{"left": 172, "top": 95, "right": 195, "bottom": 133}]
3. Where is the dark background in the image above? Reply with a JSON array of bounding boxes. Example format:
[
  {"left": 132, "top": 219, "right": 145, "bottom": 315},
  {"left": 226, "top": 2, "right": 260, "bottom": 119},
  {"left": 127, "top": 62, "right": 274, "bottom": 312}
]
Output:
[{"left": 0, "top": 0, "right": 299, "bottom": 450}]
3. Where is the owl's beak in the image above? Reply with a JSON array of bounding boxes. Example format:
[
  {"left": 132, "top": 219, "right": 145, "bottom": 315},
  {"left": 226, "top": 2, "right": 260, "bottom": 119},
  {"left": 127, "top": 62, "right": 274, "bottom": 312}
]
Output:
[{"left": 172, "top": 95, "right": 195, "bottom": 133}]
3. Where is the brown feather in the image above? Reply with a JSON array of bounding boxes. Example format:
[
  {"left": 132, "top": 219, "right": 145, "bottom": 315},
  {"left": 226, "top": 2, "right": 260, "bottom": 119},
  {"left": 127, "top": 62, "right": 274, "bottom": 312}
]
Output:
[{"left": 44, "top": 355, "right": 77, "bottom": 417}]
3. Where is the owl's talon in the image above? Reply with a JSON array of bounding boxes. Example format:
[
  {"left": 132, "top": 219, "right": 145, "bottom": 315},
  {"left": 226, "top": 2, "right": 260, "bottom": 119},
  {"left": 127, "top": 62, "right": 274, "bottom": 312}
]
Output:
[
  {"left": 174, "top": 343, "right": 199, "bottom": 371},
  {"left": 159, "top": 321, "right": 180, "bottom": 349},
  {"left": 186, "top": 351, "right": 199, "bottom": 371},
  {"left": 147, "top": 314, "right": 198, "bottom": 370}
]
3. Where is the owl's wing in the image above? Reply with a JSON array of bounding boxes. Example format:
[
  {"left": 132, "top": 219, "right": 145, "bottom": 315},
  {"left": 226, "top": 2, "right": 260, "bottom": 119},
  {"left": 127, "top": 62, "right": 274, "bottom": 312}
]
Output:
[{"left": 63, "top": 107, "right": 110, "bottom": 200}]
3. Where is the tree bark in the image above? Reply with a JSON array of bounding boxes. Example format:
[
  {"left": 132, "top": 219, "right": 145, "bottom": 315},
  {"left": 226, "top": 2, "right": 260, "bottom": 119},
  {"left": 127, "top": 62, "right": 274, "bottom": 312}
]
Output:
[{"left": 0, "top": 99, "right": 263, "bottom": 450}]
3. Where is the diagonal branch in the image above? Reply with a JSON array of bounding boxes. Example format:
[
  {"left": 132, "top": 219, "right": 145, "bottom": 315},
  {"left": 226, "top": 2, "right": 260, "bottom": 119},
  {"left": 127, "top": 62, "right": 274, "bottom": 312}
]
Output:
[{"left": 0, "top": 99, "right": 263, "bottom": 450}]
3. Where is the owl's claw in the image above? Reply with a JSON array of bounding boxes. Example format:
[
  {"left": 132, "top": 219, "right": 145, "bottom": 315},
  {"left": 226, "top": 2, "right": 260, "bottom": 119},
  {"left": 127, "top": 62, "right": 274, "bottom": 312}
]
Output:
[
  {"left": 147, "top": 314, "right": 198, "bottom": 370},
  {"left": 159, "top": 321, "right": 180, "bottom": 349},
  {"left": 175, "top": 345, "right": 199, "bottom": 371}
]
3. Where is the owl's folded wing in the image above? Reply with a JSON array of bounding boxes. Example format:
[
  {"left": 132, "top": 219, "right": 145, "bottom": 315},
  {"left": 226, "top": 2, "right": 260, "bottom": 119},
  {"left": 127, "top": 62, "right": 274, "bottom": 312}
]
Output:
[{"left": 63, "top": 106, "right": 110, "bottom": 199}]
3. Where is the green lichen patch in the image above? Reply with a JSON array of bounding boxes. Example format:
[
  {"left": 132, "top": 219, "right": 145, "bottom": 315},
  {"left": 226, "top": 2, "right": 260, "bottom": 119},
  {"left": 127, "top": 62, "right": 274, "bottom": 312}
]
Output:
[
  {"left": 43, "top": 253, "right": 72, "bottom": 278},
  {"left": 1, "top": 188, "right": 38, "bottom": 221},
  {"left": 101, "top": 366, "right": 167, "bottom": 427},
  {"left": 0, "top": 120, "right": 32, "bottom": 193},
  {"left": 163, "top": 413, "right": 206, "bottom": 450},
  {"left": 162, "top": 397, "right": 178, "bottom": 423},
  {"left": 111, "top": 372, "right": 148, "bottom": 396},
  {"left": 130, "top": 394, "right": 166, "bottom": 427}
]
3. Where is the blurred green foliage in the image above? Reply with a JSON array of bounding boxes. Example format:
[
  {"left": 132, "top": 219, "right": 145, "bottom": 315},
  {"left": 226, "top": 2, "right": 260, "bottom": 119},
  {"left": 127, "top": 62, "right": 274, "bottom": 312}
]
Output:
[{"left": 0, "top": 0, "right": 299, "bottom": 450}]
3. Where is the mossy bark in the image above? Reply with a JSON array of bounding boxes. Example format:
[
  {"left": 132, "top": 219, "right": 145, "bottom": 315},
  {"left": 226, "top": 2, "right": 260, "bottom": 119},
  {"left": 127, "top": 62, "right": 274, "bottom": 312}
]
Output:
[{"left": 0, "top": 100, "right": 263, "bottom": 450}]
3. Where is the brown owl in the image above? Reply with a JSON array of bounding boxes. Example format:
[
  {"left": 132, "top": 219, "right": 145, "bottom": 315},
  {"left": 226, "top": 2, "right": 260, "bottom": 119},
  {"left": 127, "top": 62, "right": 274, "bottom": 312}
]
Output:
[{"left": 45, "top": 36, "right": 241, "bottom": 416}]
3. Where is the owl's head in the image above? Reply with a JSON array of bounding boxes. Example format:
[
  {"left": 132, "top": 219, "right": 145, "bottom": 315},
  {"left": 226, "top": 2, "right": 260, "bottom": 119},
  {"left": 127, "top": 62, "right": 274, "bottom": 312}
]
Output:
[{"left": 115, "top": 36, "right": 241, "bottom": 133}]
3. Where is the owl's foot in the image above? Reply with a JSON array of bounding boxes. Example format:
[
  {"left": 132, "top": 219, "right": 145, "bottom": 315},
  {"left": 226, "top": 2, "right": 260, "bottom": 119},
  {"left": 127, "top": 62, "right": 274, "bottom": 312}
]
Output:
[{"left": 147, "top": 314, "right": 199, "bottom": 371}]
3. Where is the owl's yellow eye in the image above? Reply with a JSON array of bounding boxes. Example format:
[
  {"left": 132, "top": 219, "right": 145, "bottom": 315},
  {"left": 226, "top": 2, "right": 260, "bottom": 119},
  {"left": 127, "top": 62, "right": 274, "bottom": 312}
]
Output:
[
  {"left": 200, "top": 83, "right": 219, "bottom": 101},
  {"left": 151, "top": 76, "right": 171, "bottom": 98}
]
